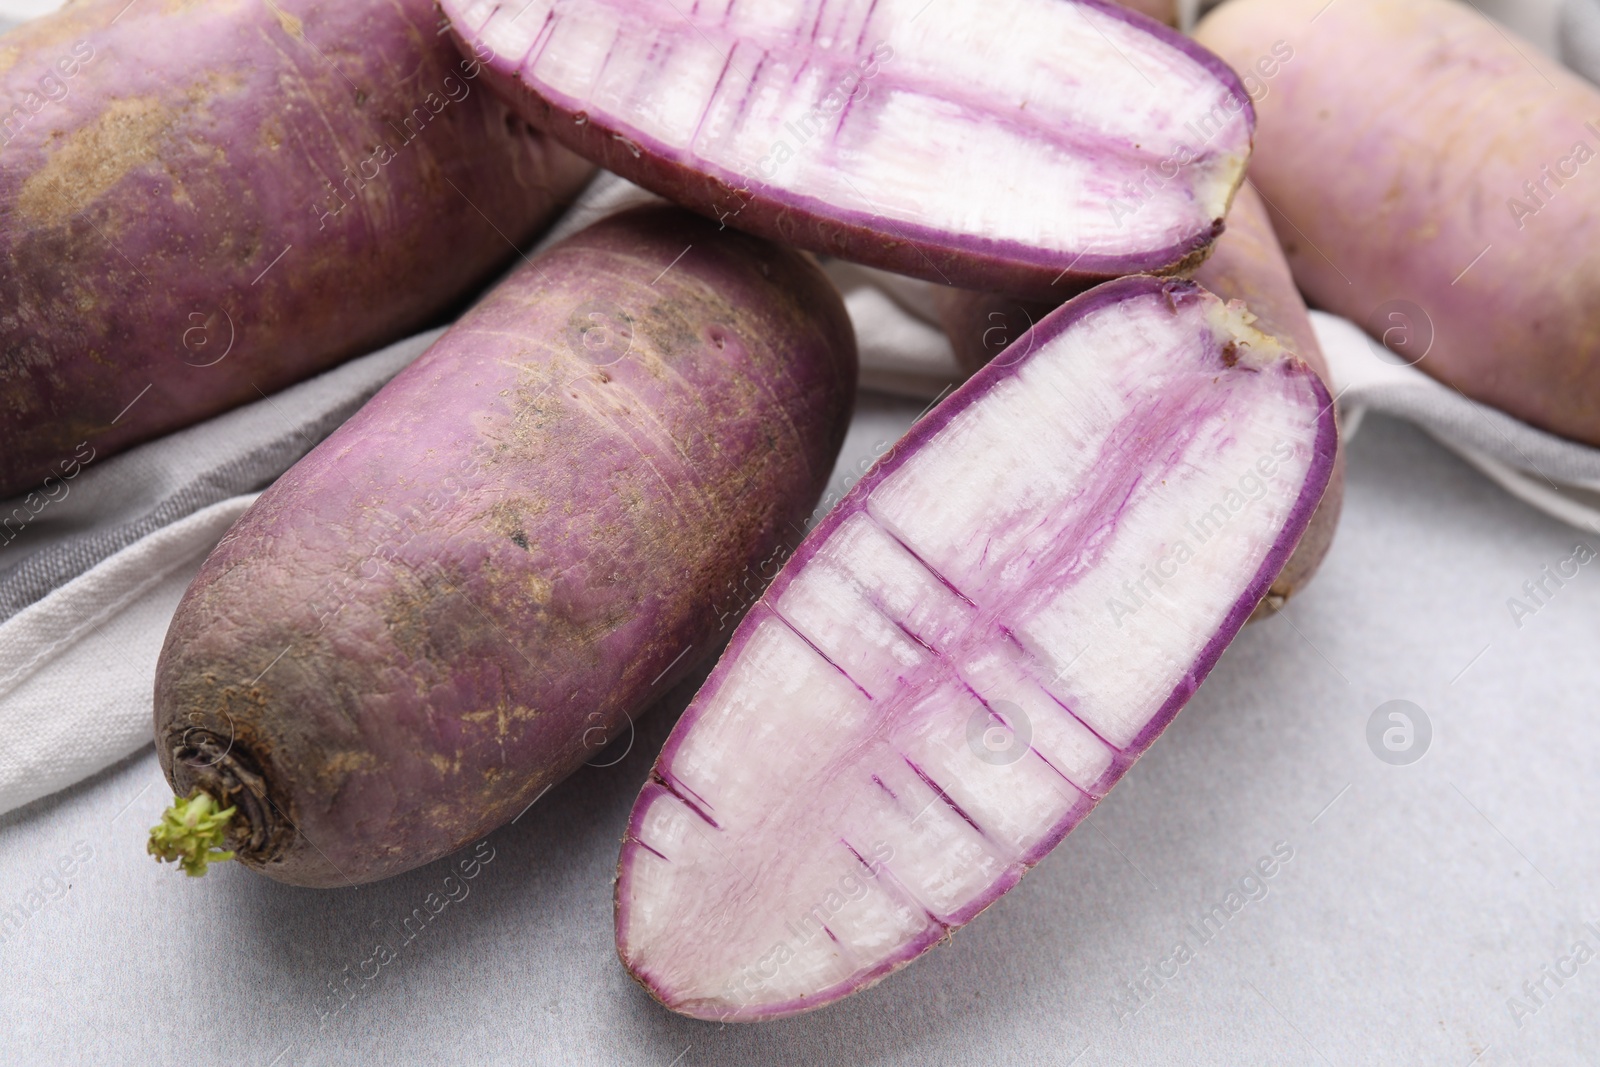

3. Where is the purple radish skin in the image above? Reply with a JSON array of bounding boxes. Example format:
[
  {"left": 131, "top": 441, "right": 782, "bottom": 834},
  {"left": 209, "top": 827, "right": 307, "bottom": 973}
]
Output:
[
  {"left": 0, "top": 0, "right": 593, "bottom": 499},
  {"left": 932, "top": 287, "right": 1059, "bottom": 377},
  {"left": 1114, "top": 0, "right": 1179, "bottom": 26},
  {"left": 1198, "top": 0, "right": 1600, "bottom": 446},
  {"left": 441, "top": 0, "right": 1254, "bottom": 298},
  {"left": 615, "top": 275, "right": 1335, "bottom": 1021},
  {"left": 150, "top": 206, "right": 856, "bottom": 888}
]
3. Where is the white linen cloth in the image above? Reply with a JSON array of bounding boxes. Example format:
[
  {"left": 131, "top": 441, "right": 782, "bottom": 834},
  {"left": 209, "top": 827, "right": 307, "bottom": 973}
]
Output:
[{"left": 0, "top": 496, "right": 257, "bottom": 813}]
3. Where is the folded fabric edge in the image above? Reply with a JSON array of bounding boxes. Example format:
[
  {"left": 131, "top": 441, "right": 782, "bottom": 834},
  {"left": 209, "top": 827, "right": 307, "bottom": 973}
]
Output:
[
  {"left": 1448, "top": 443, "right": 1600, "bottom": 536},
  {"left": 1310, "top": 310, "right": 1600, "bottom": 532},
  {"left": 0, "top": 328, "right": 443, "bottom": 623},
  {"left": 0, "top": 495, "right": 259, "bottom": 702}
]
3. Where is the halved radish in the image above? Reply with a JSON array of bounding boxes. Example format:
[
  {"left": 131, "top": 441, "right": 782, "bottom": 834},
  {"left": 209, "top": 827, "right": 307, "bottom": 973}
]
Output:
[
  {"left": 614, "top": 276, "right": 1335, "bottom": 1020},
  {"left": 442, "top": 0, "right": 1255, "bottom": 298}
]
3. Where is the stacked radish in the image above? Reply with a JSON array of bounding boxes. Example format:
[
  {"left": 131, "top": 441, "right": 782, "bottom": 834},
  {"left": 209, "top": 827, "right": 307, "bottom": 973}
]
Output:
[
  {"left": 67, "top": 0, "right": 1351, "bottom": 1021},
  {"left": 438, "top": 0, "right": 1336, "bottom": 1018}
]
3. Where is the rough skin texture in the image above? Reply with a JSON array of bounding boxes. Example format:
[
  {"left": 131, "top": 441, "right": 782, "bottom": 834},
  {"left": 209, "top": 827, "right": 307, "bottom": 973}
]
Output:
[
  {"left": 1193, "top": 183, "right": 1343, "bottom": 615},
  {"left": 0, "top": 0, "right": 594, "bottom": 499},
  {"left": 153, "top": 206, "right": 857, "bottom": 888},
  {"left": 1198, "top": 0, "right": 1600, "bottom": 446}
]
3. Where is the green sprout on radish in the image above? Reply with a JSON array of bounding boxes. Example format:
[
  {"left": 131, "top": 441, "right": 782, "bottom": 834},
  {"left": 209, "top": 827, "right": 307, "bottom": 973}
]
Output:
[{"left": 147, "top": 792, "right": 237, "bottom": 877}]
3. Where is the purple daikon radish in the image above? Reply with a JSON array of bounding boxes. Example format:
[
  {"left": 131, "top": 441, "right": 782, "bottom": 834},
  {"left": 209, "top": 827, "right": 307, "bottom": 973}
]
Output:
[
  {"left": 614, "top": 276, "right": 1336, "bottom": 1021},
  {"left": 148, "top": 206, "right": 856, "bottom": 887},
  {"left": 440, "top": 0, "right": 1255, "bottom": 298}
]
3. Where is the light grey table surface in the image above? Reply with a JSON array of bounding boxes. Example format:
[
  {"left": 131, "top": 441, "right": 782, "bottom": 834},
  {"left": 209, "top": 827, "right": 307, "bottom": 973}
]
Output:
[{"left": 3, "top": 402, "right": 1599, "bottom": 1067}]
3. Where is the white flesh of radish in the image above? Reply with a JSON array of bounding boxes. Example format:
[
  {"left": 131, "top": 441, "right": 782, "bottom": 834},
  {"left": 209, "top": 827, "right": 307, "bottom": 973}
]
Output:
[
  {"left": 451, "top": 0, "right": 1252, "bottom": 269},
  {"left": 616, "top": 282, "right": 1331, "bottom": 1020}
]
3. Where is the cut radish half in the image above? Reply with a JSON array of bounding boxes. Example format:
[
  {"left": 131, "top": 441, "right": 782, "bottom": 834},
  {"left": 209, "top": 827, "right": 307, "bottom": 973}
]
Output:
[
  {"left": 443, "top": 0, "right": 1255, "bottom": 298},
  {"left": 614, "top": 276, "right": 1335, "bottom": 1021}
]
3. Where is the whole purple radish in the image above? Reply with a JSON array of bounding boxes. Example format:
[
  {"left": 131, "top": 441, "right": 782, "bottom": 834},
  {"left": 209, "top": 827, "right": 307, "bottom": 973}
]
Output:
[
  {"left": 440, "top": 0, "right": 1254, "bottom": 298},
  {"left": 148, "top": 206, "right": 856, "bottom": 887},
  {"left": 615, "top": 276, "right": 1335, "bottom": 1020},
  {"left": 0, "top": 0, "right": 593, "bottom": 500},
  {"left": 1198, "top": 0, "right": 1600, "bottom": 445}
]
